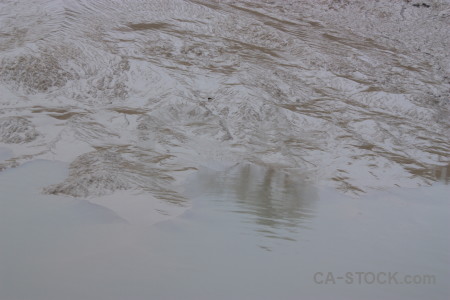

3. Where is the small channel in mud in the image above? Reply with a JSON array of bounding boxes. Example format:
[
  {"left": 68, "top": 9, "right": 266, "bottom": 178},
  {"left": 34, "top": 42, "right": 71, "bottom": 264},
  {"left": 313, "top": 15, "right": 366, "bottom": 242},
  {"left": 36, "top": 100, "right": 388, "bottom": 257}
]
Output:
[{"left": 0, "top": 147, "right": 12, "bottom": 162}]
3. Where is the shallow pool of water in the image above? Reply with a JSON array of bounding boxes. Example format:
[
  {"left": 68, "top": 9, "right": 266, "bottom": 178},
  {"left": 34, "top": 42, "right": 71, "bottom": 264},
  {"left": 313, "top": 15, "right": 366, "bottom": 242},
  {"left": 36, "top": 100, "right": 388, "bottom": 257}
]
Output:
[
  {"left": 147, "top": 164, "right": 450, "bottom": 300},
  {"left": 0, "top": 161, "right": 449, "bottom": 300}
]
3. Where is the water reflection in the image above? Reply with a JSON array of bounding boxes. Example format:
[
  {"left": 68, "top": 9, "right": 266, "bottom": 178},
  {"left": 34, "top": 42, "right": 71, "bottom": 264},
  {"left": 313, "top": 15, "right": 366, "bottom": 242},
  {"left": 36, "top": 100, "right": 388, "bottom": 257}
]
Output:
[
  {"left": 189, "top": 163, "right": 318, "bottom": 242},
  {"left": 431, "top": 162, "right": 450, "bottom": 184}
]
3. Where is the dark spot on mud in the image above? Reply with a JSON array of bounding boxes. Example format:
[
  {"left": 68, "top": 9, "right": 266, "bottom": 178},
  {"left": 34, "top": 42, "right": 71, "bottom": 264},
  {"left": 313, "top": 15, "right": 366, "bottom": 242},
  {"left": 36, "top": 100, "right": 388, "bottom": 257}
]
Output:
[{"left": 412, "top": 3, "right": 430, "bottom": 8}]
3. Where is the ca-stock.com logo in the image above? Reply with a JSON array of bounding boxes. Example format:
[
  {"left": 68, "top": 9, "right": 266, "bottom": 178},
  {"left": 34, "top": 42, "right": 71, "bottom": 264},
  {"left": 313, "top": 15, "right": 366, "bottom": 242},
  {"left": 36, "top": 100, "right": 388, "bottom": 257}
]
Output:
[{"left": 313, "top": 272, "right": 436, "bottom": 285}]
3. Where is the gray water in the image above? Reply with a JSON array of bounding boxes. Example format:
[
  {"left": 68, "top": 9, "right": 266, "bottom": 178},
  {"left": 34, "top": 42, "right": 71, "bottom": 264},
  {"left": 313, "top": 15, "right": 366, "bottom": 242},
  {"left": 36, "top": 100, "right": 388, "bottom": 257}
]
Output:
[{"left": 1, "top": 160, "right": 448, "bottom": 300}]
